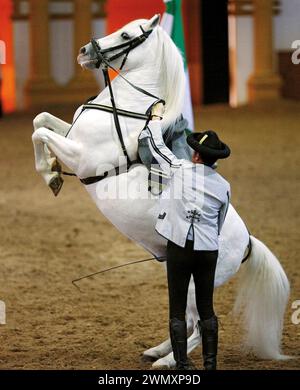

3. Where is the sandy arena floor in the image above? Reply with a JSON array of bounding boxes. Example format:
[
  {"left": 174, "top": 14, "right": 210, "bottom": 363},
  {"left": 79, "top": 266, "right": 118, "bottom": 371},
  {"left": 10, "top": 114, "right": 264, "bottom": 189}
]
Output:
[{"left": 0, "top": 100, "right": 299, "bottom": 370}]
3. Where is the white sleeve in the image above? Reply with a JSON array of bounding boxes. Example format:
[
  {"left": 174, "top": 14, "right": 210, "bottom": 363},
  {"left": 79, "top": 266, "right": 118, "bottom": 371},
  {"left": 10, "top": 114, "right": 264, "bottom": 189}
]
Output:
[{"left": 139, "top": 120, "right": 182, "bottom": 176}]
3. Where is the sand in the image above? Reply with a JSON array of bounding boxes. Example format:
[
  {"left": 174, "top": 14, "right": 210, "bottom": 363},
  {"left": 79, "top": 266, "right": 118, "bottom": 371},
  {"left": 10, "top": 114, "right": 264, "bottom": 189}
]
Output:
[{"left": 0, "top": 100, "right": 299, "bottom": 369}]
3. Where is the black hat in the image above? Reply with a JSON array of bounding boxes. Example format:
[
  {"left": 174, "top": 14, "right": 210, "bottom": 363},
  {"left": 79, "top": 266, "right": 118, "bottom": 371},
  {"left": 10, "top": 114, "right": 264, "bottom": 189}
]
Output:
[{"left": 186, "top": 130, "right": 231, "bottom": 159}]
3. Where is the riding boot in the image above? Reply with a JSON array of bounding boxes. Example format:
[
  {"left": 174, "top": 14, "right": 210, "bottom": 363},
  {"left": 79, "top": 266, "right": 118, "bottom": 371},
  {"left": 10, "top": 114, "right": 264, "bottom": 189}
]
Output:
[
  {"left": 169, "top": 318, "right": 196, "bottom": 370},
  {"left": 198, "top": 315, "right": 218, "bottom": 370}
]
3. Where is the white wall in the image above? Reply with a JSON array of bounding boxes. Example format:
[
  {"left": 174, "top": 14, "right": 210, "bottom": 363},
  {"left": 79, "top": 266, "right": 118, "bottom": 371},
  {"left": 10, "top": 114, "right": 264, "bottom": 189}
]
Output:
[
  {"left": 229, "top": 0, "right": 300, "bottom": 106},
  {"left": 13, "top": 21, "right": 29, "bottom": 109},
  {"left": 50, "top": 20, "right": 74, "bottom": 86},
  {"left": 13, "top": 17, "right": 106, "bottom": 109},
  {"left": 50, "top": 18, "right": 106, "bottom": 86},
  {"left": 274, "top": 0, "right": 300, "bottom": 51},
  {"left": 228, "top": 15, "right": 253, "bottom": 106}
]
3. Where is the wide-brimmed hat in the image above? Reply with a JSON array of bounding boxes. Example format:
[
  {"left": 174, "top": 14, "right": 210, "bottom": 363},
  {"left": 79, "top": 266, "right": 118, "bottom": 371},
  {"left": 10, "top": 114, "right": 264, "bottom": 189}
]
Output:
[{"left": 186, "top": 130, "right": 231, "bottom": 159}]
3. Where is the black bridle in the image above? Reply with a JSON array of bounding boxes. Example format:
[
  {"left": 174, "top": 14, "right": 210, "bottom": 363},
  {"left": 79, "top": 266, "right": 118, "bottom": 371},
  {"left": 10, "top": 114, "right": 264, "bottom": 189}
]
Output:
[
  {"left": 90, "top": 26, "right": 164, "bottom": 103},
  {"left": 61, "top": 25, "right": 164, "bottom": 185},
  {"left": 82, "top": 26, "right": 164, "bottom": 176},
  {"left": 91, "top": 25, "right": 153, "bottom": 70}
]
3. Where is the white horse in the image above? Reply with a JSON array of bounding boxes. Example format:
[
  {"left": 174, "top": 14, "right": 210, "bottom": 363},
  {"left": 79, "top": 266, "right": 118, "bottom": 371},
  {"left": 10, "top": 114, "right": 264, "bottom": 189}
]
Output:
[{"left": 32, "top": 15, "right": 290, "bottom": 367}]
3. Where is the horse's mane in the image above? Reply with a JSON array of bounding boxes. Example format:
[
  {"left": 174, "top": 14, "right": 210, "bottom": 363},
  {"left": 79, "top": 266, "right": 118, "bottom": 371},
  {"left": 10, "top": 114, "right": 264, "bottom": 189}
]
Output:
[{"left": 154, "top": 26, "right": 185, "bottom": 130}]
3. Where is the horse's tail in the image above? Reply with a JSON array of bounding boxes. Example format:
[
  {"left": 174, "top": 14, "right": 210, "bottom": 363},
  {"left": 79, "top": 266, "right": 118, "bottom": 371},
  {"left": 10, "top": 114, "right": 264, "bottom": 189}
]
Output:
[{"left": 233, "top": 235, "right": 290, "bottom": 360}]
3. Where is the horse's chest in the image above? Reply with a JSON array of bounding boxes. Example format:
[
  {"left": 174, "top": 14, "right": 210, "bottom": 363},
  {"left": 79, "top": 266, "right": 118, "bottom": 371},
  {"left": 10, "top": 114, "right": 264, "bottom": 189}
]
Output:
[
  {"left": 68, "top": 110, "right": 112, "bottom": 144},
  {"left": 69, "top": 109, "right": 145, "bottom": 146}
]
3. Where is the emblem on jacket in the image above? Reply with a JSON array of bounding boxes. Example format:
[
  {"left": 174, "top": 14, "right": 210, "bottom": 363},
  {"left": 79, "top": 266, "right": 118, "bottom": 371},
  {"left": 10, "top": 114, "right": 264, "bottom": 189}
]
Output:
[{"left": 186, "top": 209, "right": 201, "bottom": 223}]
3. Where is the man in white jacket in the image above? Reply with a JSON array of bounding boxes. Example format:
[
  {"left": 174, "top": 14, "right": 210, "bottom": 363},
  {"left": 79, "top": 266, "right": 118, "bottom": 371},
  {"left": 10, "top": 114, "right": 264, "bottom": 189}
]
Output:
[{"left": 139, "top": 103, "right": 231, "bottom": 370}]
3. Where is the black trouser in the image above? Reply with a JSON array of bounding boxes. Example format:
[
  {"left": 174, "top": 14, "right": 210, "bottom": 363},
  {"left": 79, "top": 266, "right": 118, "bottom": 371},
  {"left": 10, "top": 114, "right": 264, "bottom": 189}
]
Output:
[{"left": 167, "top": 240, "right": 218, "bottom": 321}]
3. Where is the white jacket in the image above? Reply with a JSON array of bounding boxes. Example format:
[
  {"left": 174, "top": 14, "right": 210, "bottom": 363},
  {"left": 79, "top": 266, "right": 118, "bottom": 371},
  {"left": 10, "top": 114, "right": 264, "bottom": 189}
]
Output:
[{"left": 139, "top": 121, "right": 231, "bottom": 250}]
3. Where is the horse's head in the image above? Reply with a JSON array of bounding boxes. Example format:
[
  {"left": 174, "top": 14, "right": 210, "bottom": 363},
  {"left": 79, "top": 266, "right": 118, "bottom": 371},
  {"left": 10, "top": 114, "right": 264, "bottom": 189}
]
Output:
[
  {"left": 77, "top": 15, "right": 160, "bottom": 71},
  {"left": 77, "top": 14, "right": 185, "bottom": 129}
]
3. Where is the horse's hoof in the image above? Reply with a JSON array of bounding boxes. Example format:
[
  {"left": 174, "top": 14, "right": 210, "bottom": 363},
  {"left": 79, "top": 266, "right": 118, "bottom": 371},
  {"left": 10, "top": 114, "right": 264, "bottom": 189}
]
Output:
[
  {"left": 140, "top": 353, "right": 157, "bottom": 363},
  {"left": 49, "top": 175, "right": 64, "bottom": 196},
  {"left": 152, "top": 358, "right": 172, "bottom": 369},
  {"left": 51, "top": 158, "right": 62, "bottom": 173}
]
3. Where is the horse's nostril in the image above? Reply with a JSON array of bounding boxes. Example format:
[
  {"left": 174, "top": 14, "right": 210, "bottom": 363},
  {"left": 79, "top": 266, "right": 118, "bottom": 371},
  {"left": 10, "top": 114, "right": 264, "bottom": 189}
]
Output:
[{"left": 80, "top": 47, "right": 86, "bottom": 54}]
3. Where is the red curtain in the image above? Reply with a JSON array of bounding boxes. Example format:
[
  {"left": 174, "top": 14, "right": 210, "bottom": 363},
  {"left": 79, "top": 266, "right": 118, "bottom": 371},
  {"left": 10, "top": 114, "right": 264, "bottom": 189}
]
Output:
[
  {"left": 0, "top": 0, "right": 16, "bottom": 112},
  {"left": 106, "top": 0, "right": 165, "bottom": 34}
]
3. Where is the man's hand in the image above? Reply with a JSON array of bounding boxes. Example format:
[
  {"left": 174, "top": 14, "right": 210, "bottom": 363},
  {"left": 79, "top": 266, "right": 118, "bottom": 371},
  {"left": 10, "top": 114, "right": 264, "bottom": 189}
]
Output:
[{"left": 151, "top": 102, "right": 165, "bottom": 121}]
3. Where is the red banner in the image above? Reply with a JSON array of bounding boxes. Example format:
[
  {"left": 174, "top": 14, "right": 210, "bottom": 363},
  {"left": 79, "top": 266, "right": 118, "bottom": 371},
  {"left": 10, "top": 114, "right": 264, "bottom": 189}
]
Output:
[
  {"left": 106, "top": 0, "right": 165, "bottom": 34},
  {"left": 0, "top": 0, "right": 16, "bottom": 113}
]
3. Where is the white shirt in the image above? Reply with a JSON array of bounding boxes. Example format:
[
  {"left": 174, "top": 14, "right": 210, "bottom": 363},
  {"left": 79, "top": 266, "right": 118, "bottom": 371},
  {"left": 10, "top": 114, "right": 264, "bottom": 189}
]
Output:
[{"left": 139, "top": 121, "right": 231, "bottom": 251}]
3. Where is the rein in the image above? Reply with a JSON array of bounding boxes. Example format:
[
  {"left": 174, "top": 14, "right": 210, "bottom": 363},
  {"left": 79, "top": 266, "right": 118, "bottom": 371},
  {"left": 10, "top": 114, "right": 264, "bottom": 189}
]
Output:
[
  {"left": 88, "top": 25, "right": 165, "bottom": 169},
  {"left": 90, "top": 27, "right": 164, "bottom": 101}
]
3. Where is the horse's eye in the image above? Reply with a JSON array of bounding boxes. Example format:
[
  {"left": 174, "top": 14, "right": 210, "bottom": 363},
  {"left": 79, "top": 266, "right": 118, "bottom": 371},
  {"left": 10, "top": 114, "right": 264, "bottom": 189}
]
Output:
[{"left": 121, "top": 32, "right": 130, "bottom": 40}]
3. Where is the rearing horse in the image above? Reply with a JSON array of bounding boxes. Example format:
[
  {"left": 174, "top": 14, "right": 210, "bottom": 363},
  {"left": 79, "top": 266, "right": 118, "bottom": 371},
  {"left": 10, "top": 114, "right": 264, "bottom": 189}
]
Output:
[{"left": 32, "top": 15, "right": 290, "bottom": 368}]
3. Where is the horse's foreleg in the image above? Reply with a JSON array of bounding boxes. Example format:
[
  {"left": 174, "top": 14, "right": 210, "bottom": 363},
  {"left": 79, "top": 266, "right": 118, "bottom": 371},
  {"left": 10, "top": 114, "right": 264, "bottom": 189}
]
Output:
[
  {"left": 32, "top": 127, "right": 81, "bottom": 196},
  {"left": 33, "top": 113, "right": 72, "bottom": 186},
  {"left": 33, "top": 112, "right": 71, "bottom": 136}
]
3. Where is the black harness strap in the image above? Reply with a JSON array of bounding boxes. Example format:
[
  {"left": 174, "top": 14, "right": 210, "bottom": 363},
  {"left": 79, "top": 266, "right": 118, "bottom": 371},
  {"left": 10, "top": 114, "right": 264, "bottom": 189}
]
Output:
[
  {"left": 102, "top": 67, "right": 131, "bottom": 163},
  {"left": 82, "top": 103, "right": 149, "bottom": 121},
  {"left": 241, "top": 236, "right": 252, "bottom": 263},
  {"left": 61, "top": 25, "right": 164, "bottom": 185},
  {"left": 90, "top": 31, "right": 164, "bottom": 103},
  {"left": 60, "top": 164, "right": 140, "bottom": 185},
  {"left": 78, "top": 164, "right": 138, "bottom": 185},
  {"left": 116, "top": 67, "right": 163, "bottom": 101},
  {"left": 60, "top": 101, "right": 148, "bottom": 184}
]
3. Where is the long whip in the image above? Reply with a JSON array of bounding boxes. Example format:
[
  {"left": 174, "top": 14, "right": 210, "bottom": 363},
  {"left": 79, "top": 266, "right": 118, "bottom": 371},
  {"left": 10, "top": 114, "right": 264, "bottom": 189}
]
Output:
[{"left": 72, "top": 256, "right": 165, "bottom": 292}]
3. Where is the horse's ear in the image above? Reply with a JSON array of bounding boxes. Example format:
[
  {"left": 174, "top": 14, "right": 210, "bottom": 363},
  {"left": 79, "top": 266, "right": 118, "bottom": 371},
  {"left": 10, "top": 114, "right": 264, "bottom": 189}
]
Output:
[{"left": 146, "top": 14, "right": 161, "bottom": 31}]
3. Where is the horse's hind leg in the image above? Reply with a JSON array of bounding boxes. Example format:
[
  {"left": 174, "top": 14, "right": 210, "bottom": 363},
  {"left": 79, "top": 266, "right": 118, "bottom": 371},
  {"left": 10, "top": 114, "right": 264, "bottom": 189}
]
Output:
[
  {"left": 142, "top": 323, "right": 199, "bottom": 363},
  {"left": 143, "top": 278, "right": 200, "bottom": 366},
  {"left": 151, "top": 326, "right": 201, "bottom": 368},
  {"left": 143, "top": 338, "right": 173, "bottom": 362},
  {"left": 142, "top": 318, "right": 196, "bottom": 362}
]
